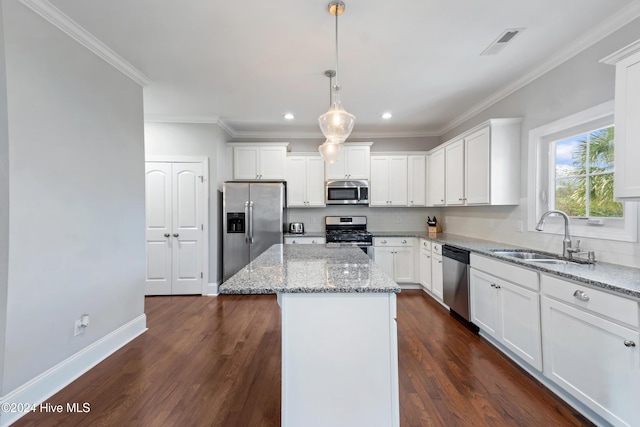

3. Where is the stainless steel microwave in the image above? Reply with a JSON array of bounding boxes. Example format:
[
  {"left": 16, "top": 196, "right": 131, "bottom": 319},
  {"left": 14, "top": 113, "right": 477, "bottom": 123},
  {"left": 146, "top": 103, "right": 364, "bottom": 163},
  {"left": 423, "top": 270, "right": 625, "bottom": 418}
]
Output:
[{"left": 326, "top": 180, "right": 369, "bottom": 205}]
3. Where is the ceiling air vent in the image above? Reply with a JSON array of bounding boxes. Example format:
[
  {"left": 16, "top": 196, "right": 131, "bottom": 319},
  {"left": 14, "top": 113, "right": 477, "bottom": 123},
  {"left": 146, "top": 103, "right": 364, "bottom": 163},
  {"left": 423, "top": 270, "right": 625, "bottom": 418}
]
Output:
[{"left": 481, "top": 28, "right": 525, "bottom": 56}]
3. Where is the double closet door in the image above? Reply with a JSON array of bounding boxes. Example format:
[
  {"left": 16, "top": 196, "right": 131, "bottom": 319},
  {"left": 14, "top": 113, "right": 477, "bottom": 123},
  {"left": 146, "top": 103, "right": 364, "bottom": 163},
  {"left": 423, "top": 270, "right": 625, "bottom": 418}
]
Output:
[{"left": 145, "top": 161, "right": 205, "bottom": 295}]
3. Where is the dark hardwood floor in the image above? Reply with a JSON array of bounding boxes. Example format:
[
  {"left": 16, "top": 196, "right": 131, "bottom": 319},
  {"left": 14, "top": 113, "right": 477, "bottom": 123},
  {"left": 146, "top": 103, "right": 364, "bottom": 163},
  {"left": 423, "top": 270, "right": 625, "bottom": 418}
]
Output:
[{"left": 15, "top": 291, "right": 592, "bottom": 426}]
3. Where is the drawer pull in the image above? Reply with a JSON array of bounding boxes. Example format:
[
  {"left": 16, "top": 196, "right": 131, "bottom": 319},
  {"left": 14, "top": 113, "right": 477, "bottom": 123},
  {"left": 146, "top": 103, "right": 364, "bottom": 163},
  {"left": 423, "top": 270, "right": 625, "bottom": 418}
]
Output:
[
  {"left": 573, "top": 290, "right": 589, "bottom": 301},
  {"left": 624, "top": 340, "right": 636, "bottom": 347},
  {"left": 381, "top": 240, "right": 387, "bottom": 244},
  {"left": 401, "top": 239, "right": 407, "bottom": 244}
]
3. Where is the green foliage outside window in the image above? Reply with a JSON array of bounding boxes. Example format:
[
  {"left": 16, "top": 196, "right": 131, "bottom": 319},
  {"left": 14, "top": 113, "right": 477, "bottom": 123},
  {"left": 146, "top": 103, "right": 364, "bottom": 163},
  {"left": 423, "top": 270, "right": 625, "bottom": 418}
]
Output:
[{"left": 553, "top": 126, "right": 622, "bottom": 218}]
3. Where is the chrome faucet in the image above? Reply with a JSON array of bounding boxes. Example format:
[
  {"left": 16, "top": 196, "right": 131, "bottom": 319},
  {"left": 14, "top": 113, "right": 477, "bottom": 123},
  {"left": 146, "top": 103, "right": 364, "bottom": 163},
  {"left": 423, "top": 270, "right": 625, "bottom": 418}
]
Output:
[{"left": 535, "top": 210, "right": 573, "bottom": 258}]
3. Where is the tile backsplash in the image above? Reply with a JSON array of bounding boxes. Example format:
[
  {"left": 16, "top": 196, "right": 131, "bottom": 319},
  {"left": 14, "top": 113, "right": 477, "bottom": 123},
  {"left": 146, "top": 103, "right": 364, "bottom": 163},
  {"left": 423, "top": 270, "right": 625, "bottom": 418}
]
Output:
[{"left": 286, "top": 207, "right": 441, "bottom": 233}]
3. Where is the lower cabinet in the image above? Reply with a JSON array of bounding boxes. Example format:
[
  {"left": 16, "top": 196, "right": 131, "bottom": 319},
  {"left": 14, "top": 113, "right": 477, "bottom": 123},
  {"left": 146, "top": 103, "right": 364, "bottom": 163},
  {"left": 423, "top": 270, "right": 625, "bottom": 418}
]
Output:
[
  {"left": 284, "top": 236, "right": 325, "bottom": 244},
  {"left": 431, "top": 243, "right": 443, "bottom": 300},
  {"left": 373, "top": 238, "right": 415, "bottom": 283},
  {"left": 541, "top": 274, "right": 640, "bottom": 427},
  {"left": 470, "top": 267, "right": 542, "bottom": 370}
]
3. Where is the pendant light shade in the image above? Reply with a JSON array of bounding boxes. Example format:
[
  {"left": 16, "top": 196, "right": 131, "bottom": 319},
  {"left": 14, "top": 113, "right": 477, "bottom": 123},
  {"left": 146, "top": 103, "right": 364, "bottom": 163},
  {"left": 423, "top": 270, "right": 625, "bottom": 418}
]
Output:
[
  {"left": 318, "top": 85, "right": 355, "bottom": 143},
  {"left": 318, "top": 139, "right": 344, "bottom": 164},
  {"left": 318, "top": 1, "right": 354, "bottom": 162}
]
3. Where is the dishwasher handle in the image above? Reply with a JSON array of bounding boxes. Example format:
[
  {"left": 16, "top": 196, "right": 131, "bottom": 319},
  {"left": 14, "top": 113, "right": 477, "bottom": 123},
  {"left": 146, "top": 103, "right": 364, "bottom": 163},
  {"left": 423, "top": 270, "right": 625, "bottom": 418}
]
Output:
[{"left": 442, "top": 245, "right": 470, "bottom": 264}]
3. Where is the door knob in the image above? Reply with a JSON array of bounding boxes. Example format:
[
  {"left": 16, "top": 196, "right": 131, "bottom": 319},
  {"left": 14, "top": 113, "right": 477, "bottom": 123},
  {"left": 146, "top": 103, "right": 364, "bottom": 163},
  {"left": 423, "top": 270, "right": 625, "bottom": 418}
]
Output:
[
  {"left": 164, "top": 233, "right": 170, "bottom": 237},
  {"left": 173, "top": 233, "right": 179, "bottom": 238}
]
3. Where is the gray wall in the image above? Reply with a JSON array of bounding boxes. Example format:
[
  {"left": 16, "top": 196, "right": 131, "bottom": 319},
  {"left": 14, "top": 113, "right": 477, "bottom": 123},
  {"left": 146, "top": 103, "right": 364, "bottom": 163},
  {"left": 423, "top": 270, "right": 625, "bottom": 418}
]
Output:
[
  {"left": 1, "top": 0, "right": 145, "bottom": 394},
  {"left": 144, "top": 122, "right": 228, "bottom": 285},
  {"left": 438, "top": 17, "right": 640, "bottom": 267},
  {"left": 0, "top": 3, "right": 8, "bottom": 392}
]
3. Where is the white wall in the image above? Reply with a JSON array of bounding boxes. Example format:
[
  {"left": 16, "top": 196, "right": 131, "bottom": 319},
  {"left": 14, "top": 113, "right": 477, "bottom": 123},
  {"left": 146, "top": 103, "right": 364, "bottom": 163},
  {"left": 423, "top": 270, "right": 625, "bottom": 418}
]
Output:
[
  {"left": 1, "top": 0, "right": 146, "bottom": 398},
  {"left": 438, "top": 18, "right": 640, "bottom": 267},
  {"left": 144, "top": 122, "right": 228, "bottom": 285}
]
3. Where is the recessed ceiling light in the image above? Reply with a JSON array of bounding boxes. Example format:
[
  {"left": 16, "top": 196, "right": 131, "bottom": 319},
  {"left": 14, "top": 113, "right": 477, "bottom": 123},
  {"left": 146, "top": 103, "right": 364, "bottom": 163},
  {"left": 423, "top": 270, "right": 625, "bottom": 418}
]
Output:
[
  {"left": 284, "top": 113, "right": 294, "bottom": 120},
  {"left": 382, "top": 112, "right": 392, "bottom": 119}
]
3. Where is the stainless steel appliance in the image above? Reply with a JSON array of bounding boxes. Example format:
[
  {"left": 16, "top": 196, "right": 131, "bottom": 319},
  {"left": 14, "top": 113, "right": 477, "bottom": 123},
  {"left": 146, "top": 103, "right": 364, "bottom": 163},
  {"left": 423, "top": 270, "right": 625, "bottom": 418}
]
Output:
[
  {"left": 442, "top": 245, "right": 472, "bottom": 322},
  {"left": 223, "top": 181, "right": 285, "bottom": 281},
  {"left": 289, "top": 222, "right": 304, "bottom": 234},
  {"left": 326, "top": 180, "right": 369, "bottom": 205},
  {"left": 325, "top": 216, "right": 373, "bottom": 255}
]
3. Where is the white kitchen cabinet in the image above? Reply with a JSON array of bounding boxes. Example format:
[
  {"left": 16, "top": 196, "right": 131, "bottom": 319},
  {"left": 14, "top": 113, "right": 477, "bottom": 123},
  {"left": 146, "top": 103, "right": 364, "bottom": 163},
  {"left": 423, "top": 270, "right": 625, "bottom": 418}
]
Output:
[
  {"left": 431, "top": 243, "right": 444, "bottom": 300},
  {"left": 445, "top": 139, "right": 465, "bottom": 205},
  {"left": 407, "top": 155, "right": 427, "bottom": 207},
  {"left": 429, "top": 119, "right": 520, "bottom": 206},
  {"left": 284, "top": 236, "right": 325, "bottom": 244},
  {"left": 427, "top": 148, "right": 445, "bottom": 206},
  {"left": 232, "top": 143, "right": 288, "bottom": 180},
  {"left": 540, "top": 274, "right": 640, "bottom": 426},
  {"left": 286, "top": 155, "right": 325, "bottom": 207},
  {"left": 281, "top": 292, "right": 399, "bottom": 427},
  {"left": 370, "top": 156, "right": 408, "bottom": 206},
  {"left": 373, "top": 237, "right": 415, "bottom": 283},
  {"left": 419, "top": 239, "right": 432, "bottom": 291},
  {"left": 325, "top": 144, "right": 371, "bottom": 180},
  {"left": 470, "top": 267, "right": 542, "bottom": 370},
  {"left": 602, "top": 40, "right": 640, "bottom": 200}
]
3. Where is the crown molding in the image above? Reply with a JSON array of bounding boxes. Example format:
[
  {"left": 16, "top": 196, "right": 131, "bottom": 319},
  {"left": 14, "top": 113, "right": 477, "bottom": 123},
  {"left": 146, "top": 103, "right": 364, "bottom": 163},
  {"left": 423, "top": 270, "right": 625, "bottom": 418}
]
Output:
[
  {"left": 438, "top": 0, "right": 640, "bottom": 136},
  {"left": 19, "top": 0, "right": 152, "bottom": 87},
  {"left": 600, "top": 38, "right": 640, "bottom": 64},
  {"left": 144, "top": 114, "right": 221, "bottom": 124}
]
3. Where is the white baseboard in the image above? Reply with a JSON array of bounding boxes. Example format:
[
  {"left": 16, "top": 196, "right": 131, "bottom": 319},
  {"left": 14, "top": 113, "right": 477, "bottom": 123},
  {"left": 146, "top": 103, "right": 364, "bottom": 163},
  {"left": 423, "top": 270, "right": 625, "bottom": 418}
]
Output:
[
  {"left": 203, "top": 281, "right": 219, "bottom": 296},
  {"left": 0, "top": 314, "right": 147, "bottom": 427}
]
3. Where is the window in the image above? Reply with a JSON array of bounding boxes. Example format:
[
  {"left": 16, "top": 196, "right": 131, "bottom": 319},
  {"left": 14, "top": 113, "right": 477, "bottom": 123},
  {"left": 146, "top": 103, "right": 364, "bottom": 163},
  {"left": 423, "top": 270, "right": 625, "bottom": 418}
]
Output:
[{"left": 528, "top": 101, "right": 637, "bottom": 242}]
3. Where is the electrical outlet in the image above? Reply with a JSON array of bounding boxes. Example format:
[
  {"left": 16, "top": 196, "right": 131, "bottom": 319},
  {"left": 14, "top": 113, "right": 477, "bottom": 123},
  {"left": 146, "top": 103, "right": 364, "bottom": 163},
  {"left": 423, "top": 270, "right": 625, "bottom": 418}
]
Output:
[{"left": 74, "top": 319, "right": 84, "bottom": 336}]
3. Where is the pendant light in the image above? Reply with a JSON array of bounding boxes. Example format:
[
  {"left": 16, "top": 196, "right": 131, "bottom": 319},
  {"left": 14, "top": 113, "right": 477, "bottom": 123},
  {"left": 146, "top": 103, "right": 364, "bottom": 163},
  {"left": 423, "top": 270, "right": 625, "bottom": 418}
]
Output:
[{"left": 318, "top": 1, "right": 355, "bottom": 163}]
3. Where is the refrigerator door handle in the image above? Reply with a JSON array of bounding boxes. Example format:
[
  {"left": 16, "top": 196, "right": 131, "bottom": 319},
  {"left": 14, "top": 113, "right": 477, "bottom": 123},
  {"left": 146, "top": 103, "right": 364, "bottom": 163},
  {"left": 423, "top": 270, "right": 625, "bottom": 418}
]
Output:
[
  {"left": 244, "top": 201, "right": 250, "bottom": 243},
  {"left": 249, "top": 201, "right": 254, "bottom": 243}
]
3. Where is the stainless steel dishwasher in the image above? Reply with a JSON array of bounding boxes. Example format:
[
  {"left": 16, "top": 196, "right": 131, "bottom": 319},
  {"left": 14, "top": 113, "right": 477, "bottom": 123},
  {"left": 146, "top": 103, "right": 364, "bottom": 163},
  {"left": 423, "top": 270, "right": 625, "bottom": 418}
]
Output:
[{"left": 442, "top": 245, "right": 471, "bottom": 321}]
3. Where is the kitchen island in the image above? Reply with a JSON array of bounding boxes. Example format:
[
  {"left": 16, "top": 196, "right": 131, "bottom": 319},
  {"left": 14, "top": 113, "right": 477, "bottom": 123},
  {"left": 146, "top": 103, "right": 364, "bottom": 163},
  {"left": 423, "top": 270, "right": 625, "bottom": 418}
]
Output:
[{"left": 220, "top": 244, "right": 400, "bottom": 427}]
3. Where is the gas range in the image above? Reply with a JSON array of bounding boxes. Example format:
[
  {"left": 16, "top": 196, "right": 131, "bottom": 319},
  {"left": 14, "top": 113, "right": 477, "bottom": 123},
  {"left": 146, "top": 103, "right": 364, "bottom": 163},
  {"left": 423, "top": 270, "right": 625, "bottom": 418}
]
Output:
[{"left": 325, "top": 216, "right": 373, "bottom": 247}]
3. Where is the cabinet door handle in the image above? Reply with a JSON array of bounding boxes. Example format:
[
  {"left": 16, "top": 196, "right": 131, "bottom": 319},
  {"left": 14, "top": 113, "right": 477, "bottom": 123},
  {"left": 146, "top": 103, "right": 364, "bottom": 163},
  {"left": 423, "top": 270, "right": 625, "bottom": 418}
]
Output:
[
  {"left": 624, "top": 340, "right": 636, "bottom": 347},
  {"left": 573, "top": 290, "right": 589, "bottom": 301},
  {"left": 173, "top": 233, "right": 179, "bottom": 238},
  {"left": 401, "top": 240, "right": 407, "bottom": 244},
  {"left": 490, "top": 283, "right": 496, "bottom": 288},
  {"left": 381, "top": 240, "right": 387, "bottom": 244},
  {"left": 164, "top": 233, "right": 170, "bottom": 238}
]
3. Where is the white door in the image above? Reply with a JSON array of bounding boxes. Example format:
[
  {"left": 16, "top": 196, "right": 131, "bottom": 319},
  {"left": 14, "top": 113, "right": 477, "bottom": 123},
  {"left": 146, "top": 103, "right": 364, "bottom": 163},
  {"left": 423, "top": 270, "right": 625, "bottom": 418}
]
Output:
[
  {"left": 233, "top": 147, "right": 259, "bottom": 180},
  {"left": 431, "top": 254, "right": 444, "bottom": 300},
  {"left": 259, "top": 147, "right": 287, "bottom": 179},
  {"left": 408, "top": 155, "right": 426, "bottom": 207},
  {"left": 145, "top": 161, "right": 205, "bottom": 295},
  {"left": 419, "top": 248, "right": 432, "bottom": 291},
  {"left": 345, "top": 146, "right": 370, "bottom": 179},
  {"left": 374, "top": 247, "right": 395, "bottom": 279},
  {"left": 393, "top": 247, "right": 414, "bottom": 282},
  {"left": 469, "top": 269, "right": 500, "bottom": 337}
]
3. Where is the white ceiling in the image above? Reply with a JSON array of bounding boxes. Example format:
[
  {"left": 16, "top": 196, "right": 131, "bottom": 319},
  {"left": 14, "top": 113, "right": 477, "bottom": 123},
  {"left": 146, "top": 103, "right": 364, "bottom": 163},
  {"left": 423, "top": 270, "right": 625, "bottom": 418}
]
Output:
[{"left": 40, "top": 0, "right": 640, "bottom": 138}]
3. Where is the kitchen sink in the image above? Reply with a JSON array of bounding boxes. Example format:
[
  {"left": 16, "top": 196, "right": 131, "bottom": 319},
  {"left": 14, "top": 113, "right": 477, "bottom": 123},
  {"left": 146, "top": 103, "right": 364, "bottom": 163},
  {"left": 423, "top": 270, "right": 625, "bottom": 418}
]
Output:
[
  {"left": 489, "top": 249, "right": 592, "bottom": 265},
  {"left": 491, "top": 250, "right": 558, "bottom": 260}
]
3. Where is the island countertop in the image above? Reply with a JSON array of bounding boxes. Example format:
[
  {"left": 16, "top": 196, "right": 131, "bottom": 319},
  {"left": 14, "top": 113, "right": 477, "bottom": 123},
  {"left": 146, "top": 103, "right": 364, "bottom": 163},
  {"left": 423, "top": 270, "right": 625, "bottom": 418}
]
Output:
[{"left": 219, "top": 244, "right": 401, "bottom": 294}]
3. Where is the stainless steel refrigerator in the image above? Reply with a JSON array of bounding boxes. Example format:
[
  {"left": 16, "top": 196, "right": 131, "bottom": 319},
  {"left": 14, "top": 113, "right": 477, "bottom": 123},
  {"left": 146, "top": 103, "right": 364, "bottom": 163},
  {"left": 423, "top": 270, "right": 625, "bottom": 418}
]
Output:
[{"left": 223, "top": 181, "right": 286, "bottom": 281}]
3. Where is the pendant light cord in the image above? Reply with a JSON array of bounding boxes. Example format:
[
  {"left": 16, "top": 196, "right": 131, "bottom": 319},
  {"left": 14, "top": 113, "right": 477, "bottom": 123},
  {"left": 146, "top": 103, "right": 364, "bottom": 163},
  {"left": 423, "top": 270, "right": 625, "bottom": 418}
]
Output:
[{"left": 334, "top": 6, "right": 339, "bottom": 88}]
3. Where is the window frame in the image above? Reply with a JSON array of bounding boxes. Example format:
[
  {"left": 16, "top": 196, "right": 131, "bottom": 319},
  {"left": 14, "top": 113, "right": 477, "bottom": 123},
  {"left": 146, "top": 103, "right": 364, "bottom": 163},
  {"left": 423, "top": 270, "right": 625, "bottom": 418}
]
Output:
[{"left": 528, "top": 100, "right": 637, "bottom": 243}]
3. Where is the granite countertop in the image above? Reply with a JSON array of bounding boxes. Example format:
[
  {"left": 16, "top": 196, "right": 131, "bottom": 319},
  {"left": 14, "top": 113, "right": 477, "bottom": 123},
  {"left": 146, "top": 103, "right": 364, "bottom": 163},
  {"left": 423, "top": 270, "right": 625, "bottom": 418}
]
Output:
[
  {"left": 220, "top": 244, "right": 400, "bottom": 294},
  {"left": 369, "top": 230, "right": 640, "bottom": 299}
]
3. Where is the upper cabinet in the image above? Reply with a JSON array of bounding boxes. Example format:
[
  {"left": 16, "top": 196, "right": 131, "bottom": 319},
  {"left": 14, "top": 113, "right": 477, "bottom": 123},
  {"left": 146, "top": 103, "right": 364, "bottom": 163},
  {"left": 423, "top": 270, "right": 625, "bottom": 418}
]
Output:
[
  {"left": 407, "top": 155, "right": 427, "bottom": 207},
  {"left": 427, "top": 148, "right": 445, "bottom": 206},
  {"left": 230, "top": 143, "right": 288, "bottom": 180},
  {"left": 286, "top": 155, "right": 325, "bottom": 207},
  {"left": 427, "top": 118, "right": 521, "bottom": 206},
  {"left": 370, "top": 153, "right": 427, "bottom": 207},
  {"left": 602, "top": 40, "right": 640, "bottom": 200},
  {"left": 370, "top": 155, "right": 408, "bottom": 206},
  {"left": 325, "top": 143, "right": 372, "bottom": 180}
]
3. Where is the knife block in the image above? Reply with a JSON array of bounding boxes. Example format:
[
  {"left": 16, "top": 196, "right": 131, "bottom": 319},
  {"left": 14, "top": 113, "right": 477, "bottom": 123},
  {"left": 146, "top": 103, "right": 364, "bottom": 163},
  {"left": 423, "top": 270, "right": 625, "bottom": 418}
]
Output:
[{"left": 428, "top": 223, "right": 442, "bottom": 234}]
